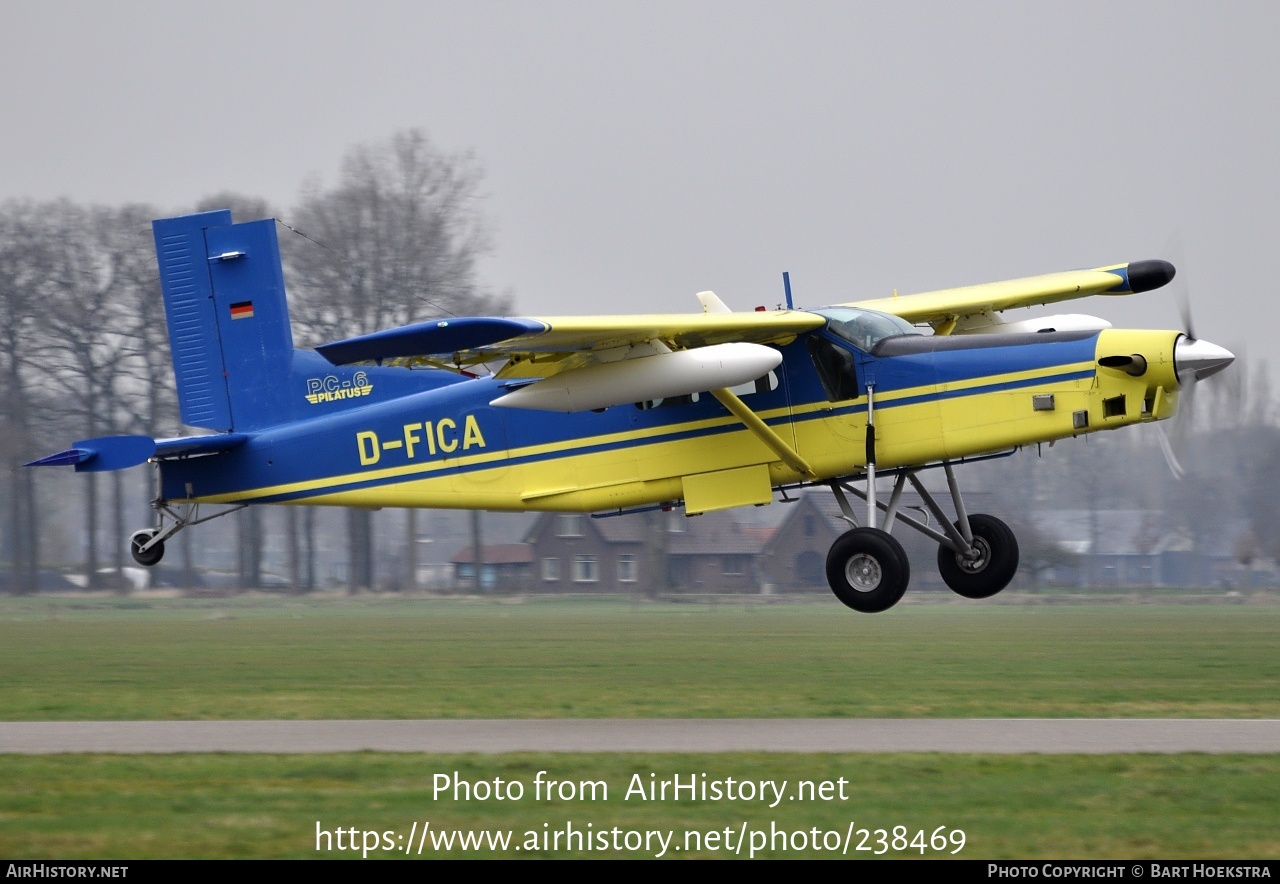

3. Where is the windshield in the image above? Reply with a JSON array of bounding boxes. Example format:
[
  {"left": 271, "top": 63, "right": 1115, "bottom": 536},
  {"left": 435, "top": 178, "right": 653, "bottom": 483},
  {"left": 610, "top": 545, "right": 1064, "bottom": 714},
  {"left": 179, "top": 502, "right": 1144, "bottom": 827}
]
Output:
[{"left": 815, "top": 307, "right": 921, "bottom": 352}]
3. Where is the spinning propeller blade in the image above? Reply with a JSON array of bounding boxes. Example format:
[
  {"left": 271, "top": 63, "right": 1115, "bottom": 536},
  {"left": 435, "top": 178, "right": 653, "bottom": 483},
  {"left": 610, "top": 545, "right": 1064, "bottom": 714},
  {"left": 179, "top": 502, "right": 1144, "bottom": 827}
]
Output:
[{"left": 1152, "top": 247, "right": 1234, "bottom": 480}]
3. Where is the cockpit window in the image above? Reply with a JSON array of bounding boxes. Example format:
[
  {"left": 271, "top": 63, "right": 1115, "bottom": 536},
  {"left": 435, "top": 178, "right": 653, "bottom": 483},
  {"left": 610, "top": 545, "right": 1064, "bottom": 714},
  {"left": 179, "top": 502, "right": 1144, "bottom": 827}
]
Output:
[
  {"left": 807, "top": 337, "right": 859, "bottom": 401},
  {"left": 816, "top": 307, "right": 920, "bottom": 352}
]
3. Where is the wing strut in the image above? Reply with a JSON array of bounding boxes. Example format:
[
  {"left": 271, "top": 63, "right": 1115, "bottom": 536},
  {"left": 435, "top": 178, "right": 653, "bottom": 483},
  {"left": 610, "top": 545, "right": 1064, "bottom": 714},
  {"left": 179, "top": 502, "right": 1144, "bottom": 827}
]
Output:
[{"left": 709, "top": 388, "right": 816, "bottom": 480}]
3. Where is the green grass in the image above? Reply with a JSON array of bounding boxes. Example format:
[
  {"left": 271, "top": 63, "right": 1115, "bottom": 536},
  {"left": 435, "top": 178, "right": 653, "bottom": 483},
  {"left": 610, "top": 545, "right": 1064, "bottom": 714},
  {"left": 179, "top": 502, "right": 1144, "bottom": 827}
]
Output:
[
  {"left": 2, "top": 597, "right": 1276, "bottom": 859},
  {"left": 1, "top": 596, "right": 1277, "bottom": 719},
  {"left": 1, "top": 753, "right": 1276, "bottom": 858}
]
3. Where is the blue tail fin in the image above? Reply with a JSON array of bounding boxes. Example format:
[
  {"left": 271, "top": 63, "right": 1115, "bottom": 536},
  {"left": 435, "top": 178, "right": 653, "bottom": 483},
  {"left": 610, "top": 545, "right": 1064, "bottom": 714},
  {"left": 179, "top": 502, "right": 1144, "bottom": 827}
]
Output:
[{"left": 153, "top": 211, "right": 295, "bottom": 432}]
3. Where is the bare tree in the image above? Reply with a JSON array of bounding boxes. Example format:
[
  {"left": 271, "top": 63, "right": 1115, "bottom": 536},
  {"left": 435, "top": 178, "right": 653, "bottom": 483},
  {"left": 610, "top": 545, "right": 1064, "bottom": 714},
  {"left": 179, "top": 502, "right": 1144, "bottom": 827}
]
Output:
[
  {"left": 286, "top": 130, "right": 504, "bottom": 344},
  {"left": 32, "top": 203, "right": 163, "bottom": 589},
  {"left": 0, "top": 202, "right": 54, "bottom": 592},
  {"left": 284, "top": 130, "right": 508, "bottom": 592}
]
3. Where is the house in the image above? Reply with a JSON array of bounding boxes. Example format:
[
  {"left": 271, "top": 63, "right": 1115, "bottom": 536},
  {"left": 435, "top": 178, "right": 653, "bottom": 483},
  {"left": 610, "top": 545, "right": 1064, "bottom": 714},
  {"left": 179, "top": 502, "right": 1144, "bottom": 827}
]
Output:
[
  {"left": 523, "top": 509, "right": 768, "bottom": 593},
  {"left": 450, "top": 543, "right": 535, "bottom": 590},
  {"left": 666, "top": 508, "right": 764, "bottom": 592},
  {"left": 1030, "top": 510, "right": 1275, "bottom": 588}
]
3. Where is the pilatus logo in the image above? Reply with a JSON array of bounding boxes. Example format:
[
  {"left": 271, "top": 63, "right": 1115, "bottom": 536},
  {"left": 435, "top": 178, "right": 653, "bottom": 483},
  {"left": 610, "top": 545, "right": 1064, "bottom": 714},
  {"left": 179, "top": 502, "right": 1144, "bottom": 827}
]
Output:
[{"left": 305, "top": 371, "right": 373, "bottom": 404}]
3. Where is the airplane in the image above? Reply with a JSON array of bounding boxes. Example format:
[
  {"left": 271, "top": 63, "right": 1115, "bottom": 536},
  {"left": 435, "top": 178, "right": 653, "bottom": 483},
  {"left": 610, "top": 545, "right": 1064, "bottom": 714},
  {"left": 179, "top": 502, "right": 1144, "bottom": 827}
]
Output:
[{"left": 27, "top": 209, "right": 1236, "bottom": 612}]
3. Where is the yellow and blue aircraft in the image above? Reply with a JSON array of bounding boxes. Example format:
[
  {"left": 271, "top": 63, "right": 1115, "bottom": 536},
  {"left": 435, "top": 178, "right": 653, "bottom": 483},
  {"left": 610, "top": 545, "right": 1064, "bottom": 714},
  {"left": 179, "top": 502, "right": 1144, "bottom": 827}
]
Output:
[{"left": 29, "top": 210, "right": 1236, "bottom": 612}]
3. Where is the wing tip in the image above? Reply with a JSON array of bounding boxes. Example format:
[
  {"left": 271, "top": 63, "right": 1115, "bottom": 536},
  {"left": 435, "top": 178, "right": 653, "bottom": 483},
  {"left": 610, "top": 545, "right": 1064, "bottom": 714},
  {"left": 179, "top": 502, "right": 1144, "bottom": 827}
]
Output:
[{"left": 1124, "top": 260, "right": 1177, "bottom": 293}]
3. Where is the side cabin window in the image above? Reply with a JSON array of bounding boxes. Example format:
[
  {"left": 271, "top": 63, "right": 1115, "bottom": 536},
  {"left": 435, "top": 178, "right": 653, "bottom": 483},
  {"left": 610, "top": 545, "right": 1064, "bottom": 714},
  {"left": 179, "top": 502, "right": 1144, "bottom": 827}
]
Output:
[
  {"left": 727, "top": 370, "right": 779, "bottom": 397},
  {"left": 636, "top": 393, "right": 699, "bottom": 410},
  {"left": 807, "top": 337, "right": 859, "bottom": 402},
  {"left": 635, "top": 371, "right": 779, "bottom": 411}
]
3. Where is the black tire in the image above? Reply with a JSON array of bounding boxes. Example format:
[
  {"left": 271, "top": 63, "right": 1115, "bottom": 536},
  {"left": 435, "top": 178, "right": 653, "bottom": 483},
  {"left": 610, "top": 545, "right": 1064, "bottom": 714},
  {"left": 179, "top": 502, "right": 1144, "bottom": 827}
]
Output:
[
  {"left": 825, "top": 527, "right": 911, "bottom": 613},
  {"left": 936, "top": 513, "right": 1018, "bottom": 599},
  {"left": 130, "top": 529, "right": 165, "bottom": 567}
]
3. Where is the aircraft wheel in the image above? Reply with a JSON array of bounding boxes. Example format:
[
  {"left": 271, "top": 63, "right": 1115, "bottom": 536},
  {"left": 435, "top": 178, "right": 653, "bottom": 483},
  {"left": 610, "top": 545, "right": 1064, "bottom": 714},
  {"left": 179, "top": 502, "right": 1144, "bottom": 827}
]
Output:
[
  {"left": 937, "top": 514, "right": 1018, "bottom": 599},
  {"left": 825, "top": 527, "right": 910, "bottom": 613},
  {"left": 130, "top": 529, "right": 165, "bottom": 567}
]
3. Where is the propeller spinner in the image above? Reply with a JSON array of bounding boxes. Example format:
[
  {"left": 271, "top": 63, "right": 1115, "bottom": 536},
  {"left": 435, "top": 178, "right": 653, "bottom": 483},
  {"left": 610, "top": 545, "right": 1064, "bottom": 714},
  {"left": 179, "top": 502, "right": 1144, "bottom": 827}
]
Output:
[{"left": 1174, "top": 335, "right": 1235, "bottom": 385}]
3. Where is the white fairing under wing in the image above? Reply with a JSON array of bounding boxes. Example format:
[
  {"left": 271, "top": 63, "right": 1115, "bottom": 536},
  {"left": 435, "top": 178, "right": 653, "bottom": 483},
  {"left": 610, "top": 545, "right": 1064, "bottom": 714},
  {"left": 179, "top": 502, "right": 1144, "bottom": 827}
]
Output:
[
  {"left": 490, "top": 342, "right": 782, "bottom": 412},
  {"left": 952, "top": 313, "right": 1113, "bottom": 335}
]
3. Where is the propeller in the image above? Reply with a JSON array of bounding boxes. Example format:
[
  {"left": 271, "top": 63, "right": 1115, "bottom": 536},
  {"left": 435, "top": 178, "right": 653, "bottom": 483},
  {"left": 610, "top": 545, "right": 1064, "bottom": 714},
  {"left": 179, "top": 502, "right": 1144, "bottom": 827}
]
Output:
[
  {"left": 1179, "top": 290, "right": 1196, "bottom": 346},
  {"left": 1153, "top": 242, "right": 1235, "bottom": 480}
]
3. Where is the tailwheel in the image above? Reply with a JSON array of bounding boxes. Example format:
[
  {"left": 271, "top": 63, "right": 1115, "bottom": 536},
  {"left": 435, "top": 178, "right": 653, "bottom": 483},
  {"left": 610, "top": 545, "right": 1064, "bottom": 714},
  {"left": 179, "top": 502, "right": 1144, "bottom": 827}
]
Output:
[
  {"left": 130, "top": 529, "right": 165, "bottom": 567},
  {"left": 825, "top": 527, "right": 910, "bottom": 613},
  {"left": 937, "top": 513, "right": 1018, "bottom": 599}
]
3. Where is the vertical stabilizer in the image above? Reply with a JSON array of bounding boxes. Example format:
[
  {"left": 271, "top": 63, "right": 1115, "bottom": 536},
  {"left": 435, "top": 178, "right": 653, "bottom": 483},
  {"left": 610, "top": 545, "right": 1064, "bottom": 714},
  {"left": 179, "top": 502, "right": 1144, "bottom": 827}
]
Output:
[{"left": 152, "top": 212, "right": 295, "bottom": 432}]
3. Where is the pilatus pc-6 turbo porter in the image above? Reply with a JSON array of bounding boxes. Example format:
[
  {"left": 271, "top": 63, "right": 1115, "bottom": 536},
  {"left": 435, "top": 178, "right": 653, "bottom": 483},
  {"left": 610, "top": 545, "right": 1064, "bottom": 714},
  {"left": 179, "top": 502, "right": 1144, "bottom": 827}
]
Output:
[{"left": 30, "top": 210, "right": 1235, "bottom": 612}]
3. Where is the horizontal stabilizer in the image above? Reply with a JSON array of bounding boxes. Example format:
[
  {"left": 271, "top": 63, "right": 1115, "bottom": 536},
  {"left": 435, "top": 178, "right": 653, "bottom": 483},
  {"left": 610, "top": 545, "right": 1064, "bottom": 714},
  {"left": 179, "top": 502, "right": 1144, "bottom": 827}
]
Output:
[
  {"left": 154, "top": 433, "right": 250, "bottom": 459},
  {"left": 25, "top": 448, "right": 96, "bottom": 468},
  {"left": 26, "top": 433, "right": 249, "bottom": 472},
  {"left": 318, "top": 317, "right": 547, "bottom": 365},
  {"left": 26, "top": 435, "right": 155, "bottom": 472}
]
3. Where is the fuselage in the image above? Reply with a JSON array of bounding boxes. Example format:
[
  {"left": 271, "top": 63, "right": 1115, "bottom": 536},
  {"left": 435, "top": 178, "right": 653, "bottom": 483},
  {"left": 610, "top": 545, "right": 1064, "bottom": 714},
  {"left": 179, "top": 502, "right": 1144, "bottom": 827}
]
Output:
[{"left": 160, "top": 321, "right": 1183, "bottom": 515}]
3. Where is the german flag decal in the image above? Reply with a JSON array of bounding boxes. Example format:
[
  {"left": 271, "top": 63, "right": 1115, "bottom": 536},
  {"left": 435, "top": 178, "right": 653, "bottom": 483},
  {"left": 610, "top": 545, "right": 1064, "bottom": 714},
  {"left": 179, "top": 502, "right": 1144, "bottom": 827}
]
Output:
[{"left": 229, "top": 301, "right": 255, "bottom": 320}]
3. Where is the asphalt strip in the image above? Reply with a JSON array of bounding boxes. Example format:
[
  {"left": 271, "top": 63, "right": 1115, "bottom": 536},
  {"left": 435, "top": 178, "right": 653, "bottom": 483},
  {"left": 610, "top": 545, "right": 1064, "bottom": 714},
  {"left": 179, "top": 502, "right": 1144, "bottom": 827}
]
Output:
[{"left": 1, "top": 719, "right": 1278, "bottom": 754}]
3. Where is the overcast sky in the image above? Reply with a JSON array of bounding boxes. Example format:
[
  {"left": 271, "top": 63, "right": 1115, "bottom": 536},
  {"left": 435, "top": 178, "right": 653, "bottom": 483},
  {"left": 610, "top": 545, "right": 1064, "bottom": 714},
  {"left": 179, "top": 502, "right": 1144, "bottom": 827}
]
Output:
[{"left": 2, "top": 1, "right": 1276, "bottom": 369}]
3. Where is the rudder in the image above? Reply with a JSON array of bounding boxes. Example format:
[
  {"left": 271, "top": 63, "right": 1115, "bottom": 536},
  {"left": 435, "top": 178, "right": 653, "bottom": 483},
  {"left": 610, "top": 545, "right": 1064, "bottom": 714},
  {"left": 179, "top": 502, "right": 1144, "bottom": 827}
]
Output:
[{"left": 153, "top": 211, "right": 295, "bottom": 432}]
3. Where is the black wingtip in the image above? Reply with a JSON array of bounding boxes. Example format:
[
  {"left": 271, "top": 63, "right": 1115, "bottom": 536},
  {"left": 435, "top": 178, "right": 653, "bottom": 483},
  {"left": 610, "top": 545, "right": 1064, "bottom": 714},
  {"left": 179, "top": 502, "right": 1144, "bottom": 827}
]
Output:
[{"left": 1127, "top": 259, "right": 1176, "bottom": 293}]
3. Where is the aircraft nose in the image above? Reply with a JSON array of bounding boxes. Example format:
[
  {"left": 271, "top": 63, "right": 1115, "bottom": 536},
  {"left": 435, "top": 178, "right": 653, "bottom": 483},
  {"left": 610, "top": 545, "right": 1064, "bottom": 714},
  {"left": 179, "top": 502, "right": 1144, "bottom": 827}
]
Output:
[{"left": 1174, "top": 336, "right": 1235, "bottom": 385}]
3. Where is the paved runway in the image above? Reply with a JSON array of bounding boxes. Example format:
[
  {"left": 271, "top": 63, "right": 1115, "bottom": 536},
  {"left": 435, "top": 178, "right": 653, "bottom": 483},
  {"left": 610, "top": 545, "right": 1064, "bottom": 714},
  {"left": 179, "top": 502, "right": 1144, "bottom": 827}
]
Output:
[{"left": 1, "top": 719, "right": 1278, "bottom": 754}]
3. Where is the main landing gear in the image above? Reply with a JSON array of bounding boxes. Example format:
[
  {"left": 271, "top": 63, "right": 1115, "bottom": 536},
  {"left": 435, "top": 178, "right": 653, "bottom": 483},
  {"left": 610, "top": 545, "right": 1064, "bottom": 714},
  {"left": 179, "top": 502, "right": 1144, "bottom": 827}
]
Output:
[
  {"left": 825, "top": 527, "right": 910, "bottom": 613},
  {"left": 823, "top": 462, "right": 1019, "bottom": 613},
  {"left": 128, "top": 501, "right": 246, "bottom": 567}
]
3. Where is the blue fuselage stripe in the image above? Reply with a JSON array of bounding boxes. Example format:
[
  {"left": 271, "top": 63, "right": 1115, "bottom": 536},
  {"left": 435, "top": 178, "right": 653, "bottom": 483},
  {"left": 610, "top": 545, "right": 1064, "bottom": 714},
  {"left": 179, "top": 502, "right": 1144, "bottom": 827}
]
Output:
[
  {"left": 160, "top": 331, "right": 1101, "bottom": 503},
  {"left": 244, "top": 367, "right": 1096, "bottom": 504}
]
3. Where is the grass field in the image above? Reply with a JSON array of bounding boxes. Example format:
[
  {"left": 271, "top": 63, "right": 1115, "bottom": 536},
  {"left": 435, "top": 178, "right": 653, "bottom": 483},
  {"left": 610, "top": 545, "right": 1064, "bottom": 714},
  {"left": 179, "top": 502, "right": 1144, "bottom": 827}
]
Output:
[
  {"left": 0, "top": 595, "right": 1276, "bottom": 720},
  {"left": 2, "top": 753, "right": 1277, "bottom": 858},
  {"left": 2, "top": 595, "right": 1276, "bottom": 859}
]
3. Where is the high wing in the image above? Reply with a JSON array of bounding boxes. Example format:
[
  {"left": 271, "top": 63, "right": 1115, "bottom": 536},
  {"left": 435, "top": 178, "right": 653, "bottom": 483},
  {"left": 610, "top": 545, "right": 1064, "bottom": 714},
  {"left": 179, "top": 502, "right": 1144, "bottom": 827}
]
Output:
[
  {"left": 318, "top": 310, "right": 825, "bottom": 379},
  {"left": 317, "top": 259, "right": 1175, "bottom": 376},
  {"left": 844, "top": 260, "right": 1175, "bottom": 332}
]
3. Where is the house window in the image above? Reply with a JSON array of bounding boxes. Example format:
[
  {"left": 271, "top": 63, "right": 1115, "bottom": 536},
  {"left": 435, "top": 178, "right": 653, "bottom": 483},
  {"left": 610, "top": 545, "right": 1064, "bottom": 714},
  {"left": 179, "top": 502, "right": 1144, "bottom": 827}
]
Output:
[
  {"left": 722, "top": 555, "right": 747, "bottom": 575},
  {"left": 557, "top": 514, "right": 583, "bottom": 537},
  {"left": 668, "top": 557, "right": 689, "bottom": 588},
  {"left": 796, "top": 551, "right": 824, "bottom": 585},
  {"left": 572, "top": 555, "right": 599, "bottom": 583},
  {"left": 542, "top": 557, "right": 560, "bottom": 582},
  {"left": 618, "top": 555, "right": 637, "bottom": 583},
  {"left": 803, "top": 515, "right": 816, "bottom": 537}
]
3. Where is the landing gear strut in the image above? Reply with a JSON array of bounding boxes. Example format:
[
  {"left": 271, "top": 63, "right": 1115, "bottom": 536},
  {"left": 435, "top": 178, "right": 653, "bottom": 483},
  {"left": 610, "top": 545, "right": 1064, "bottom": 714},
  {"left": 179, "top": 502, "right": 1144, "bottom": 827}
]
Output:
[
  {"left": 128, "top": 501, "right": 247, "bottom": 567},
  {"left": 823, "top": 459, "right": 1020, "bottom": 612}
]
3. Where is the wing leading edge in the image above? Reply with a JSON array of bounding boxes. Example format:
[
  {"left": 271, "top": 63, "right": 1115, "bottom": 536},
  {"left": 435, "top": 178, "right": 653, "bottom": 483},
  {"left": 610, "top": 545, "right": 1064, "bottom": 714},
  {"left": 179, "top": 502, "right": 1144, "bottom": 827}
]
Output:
[
  {"left": 845, "top": 260, "right": 1175, "bottom": 328},
  {"left": 319, "top": 311, "right": 825, "bottom": 379},
  {"left": 315, "top": 259, "right": 1174, "bottom": 376}
]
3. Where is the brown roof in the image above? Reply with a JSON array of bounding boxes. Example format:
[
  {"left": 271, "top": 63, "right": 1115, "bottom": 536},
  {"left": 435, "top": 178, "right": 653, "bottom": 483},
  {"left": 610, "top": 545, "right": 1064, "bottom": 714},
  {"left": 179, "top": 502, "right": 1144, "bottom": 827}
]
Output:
[
  {"left": 451, "top": 544, "right": 534, "bottom": 565},
  {"left": 669, "top": 509, "right": 765, "bottom": 555},
  {"left": 593, "top": 515, "right": 649, "bottom": 543},
  {"left": 740, "top": 524, "right": 778, "bottom": 544}
]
